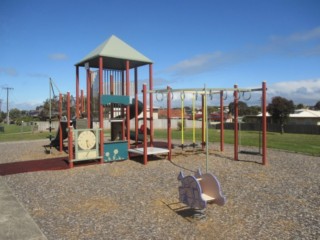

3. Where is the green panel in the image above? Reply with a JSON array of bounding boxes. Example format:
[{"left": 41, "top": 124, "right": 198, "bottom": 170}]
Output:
[
  {"left": 101, "top": 95, "right": 130, "bottom": 105},
  {"left": 104, "top": 141, "right": 128, "bottom": 162}
]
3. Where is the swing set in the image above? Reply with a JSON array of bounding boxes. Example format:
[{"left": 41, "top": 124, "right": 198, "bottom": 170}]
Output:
[{"left": 148, "top": 81, "right": 268, "bottom": 166}]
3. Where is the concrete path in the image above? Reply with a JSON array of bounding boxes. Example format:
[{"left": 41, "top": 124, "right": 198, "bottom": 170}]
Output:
[{"left": 0, "top": 177, "right": 47, "bottom": 240}]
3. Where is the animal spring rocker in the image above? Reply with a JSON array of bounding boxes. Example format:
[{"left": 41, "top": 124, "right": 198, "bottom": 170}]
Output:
[{"left": 178, "top": 169, "right": 226, "bottom": 211}]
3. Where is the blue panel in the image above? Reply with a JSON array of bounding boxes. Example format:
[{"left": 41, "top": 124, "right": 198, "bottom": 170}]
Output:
[
  {"left": 104, "top": 141, "right": 128, "bottom": 162},
  {"left": 101, "top": 95, "right": 130, "bottom": 105}
]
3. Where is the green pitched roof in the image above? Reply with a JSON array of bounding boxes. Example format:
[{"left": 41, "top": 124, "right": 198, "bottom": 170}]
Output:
[{"left": 75, "top": 35, "right": 152, "bottom": 69}]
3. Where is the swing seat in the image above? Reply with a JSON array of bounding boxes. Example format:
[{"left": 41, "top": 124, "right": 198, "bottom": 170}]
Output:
[{"left": 177, "top": 169, "right": 226, "bottom": 210}]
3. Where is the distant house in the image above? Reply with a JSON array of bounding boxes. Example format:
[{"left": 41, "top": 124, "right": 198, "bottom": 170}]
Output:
[
  {"left": 247, "top": 109, "right": 320, "bottom": 125},
  {"left": 288, "top": 109, "right": 320, "bottom": 125}
]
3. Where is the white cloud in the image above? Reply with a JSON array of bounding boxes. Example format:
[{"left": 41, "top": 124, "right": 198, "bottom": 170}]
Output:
[
  {"left": 11, "top": 100, "right": 43, "bottom": 111},
  {"left": 48, "top": 53, "right": 68, "bottom": 60},
  {"left": 270, "top": 27, "right": 320, "bottom": 43},
  {"left": 268, "top": 79, "right": 320, "bottom": 105},
  {"left": 0, "top": 67, "right": 18, "bottom": 76},
  {"left": 164, "top": 26, "right": 320, "bottom": 78},
  {"left": 27, "top": 72, "right": 49, "bottom": 78},
  {"left": 164, "top": 51, "right": 239, "bottom": 76}
]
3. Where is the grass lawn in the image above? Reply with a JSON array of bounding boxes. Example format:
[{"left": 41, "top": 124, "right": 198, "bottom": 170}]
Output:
[
  {"left": 154, "top": 128, "right": 320, "bottom": 156},
  {"left": 0, "top": 124, "right": 51, "bottom": 142},
  {"left": 1, "top": 124, "right": 319, "bottom": 156}
]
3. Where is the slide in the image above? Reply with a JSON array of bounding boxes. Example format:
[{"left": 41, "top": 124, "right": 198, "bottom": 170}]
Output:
[
  {"left": 129, "top": 99, "right": 143, "bottom": 120},
  {"left": 50, "top": 121, "right": 70, "bottom": 147}
]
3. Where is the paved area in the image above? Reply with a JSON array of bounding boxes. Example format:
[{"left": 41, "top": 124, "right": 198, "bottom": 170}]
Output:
[{"left": 0, "top": 177, "right": 47, "bottom": 240}]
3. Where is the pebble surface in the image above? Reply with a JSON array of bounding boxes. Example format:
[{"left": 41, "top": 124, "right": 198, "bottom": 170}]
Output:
[{"left": 1, "top": 140, "right": 319, "bottom": 239}]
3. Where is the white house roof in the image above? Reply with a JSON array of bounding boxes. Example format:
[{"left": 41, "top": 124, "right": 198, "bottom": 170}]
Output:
[
  {"left": 290, "top": 109, "right": 320, "bottom": 118},
  {"left": 256, "top": 109, "right": 320, "bottom": 118}
]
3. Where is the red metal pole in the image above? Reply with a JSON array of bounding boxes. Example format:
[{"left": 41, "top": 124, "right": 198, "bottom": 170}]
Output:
[
  {"left": 149, "top": 64, "right": 154, "bottom": 146},
  {"left": 59, "top": 93, "right": 63, "bottom": 152},
  {"left": 67, "top": 92, "right": 73, "bottom": 168},
  {"left": 86, "top": 68, "right": 91, "bottom": 128},
  {"left": 80, "top": 89, "right": 84, "bottom": 115},
  {"left": 262, "top": 81, "right": 268, "bottom": 165},
  {"left": 143, "top": 84, "right": 148, "bottom": 165},
  {"left": 76, "top": 66, "right": 79, "bottom": 118},
  {"left": 110, "top": 75, "right": 114, "bottom": 119},
  {"left": 99, "top": 57, "right": 104, "bottom": 164},
  {"left": 220, "top": 90, "right": 224, "bottom": 152},
  {"left": 167, "top": 86, "right": 172, "bottom": 160},
  {"left": 134, "top": 68, "right": 138, "bottom": 144},
  {"left": 234, "top": 84, "right": 239, "bottom": 161},
  {"left": 126, "top": 61, "right": 130, "bottom": 149},
  {"left": 121, "top": 71, "right": 125, "bottom": 117},
  {"left": 202, "top": 94, "right": 205, "bottom": 150}
]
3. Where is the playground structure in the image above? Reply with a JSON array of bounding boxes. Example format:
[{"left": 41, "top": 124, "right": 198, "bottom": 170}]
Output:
[{"left": 51, "top": 35, "right": 267, "bottom": 168}]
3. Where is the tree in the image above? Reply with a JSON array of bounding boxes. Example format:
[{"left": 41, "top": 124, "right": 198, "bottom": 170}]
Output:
[
  {"left": 228, "top": 101, "right": 261, "bottom": 116},
  {"left": 228, "top": 101, "right": 249, "bottom": 116},
  {"left": 295, "top": 103, "right": 305, "bottom": 109},
  {"left": 38, "top": 97, "right": 60, "bottom": 121},
  {"left": 314, "top": 101, "right": 320, "bottom": 110},
  {"left": 9, "top": 108, "right": 21, "bottom": 122},
  {"left": 267, "top": 96, "right": 295, "bottom": 134}
]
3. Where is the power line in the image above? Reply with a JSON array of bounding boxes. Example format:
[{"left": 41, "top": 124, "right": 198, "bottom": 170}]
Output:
[{"left": 2, "top": 87, "right": 14, "bottom": 124}]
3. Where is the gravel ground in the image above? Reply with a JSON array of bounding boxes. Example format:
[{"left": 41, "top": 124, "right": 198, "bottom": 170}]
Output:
[{"left": 0, "top": 140, "right": 319, "bottom": 239}]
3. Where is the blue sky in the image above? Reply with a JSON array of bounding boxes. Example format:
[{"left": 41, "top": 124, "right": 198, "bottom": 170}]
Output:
[{"left": 0, "top": 0, "right": 320, "bottom": 110}]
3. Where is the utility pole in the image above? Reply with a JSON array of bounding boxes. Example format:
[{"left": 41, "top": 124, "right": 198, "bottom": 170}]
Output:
[{"left": 2, "top": 87, "right": 14, "bottom": 125}]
